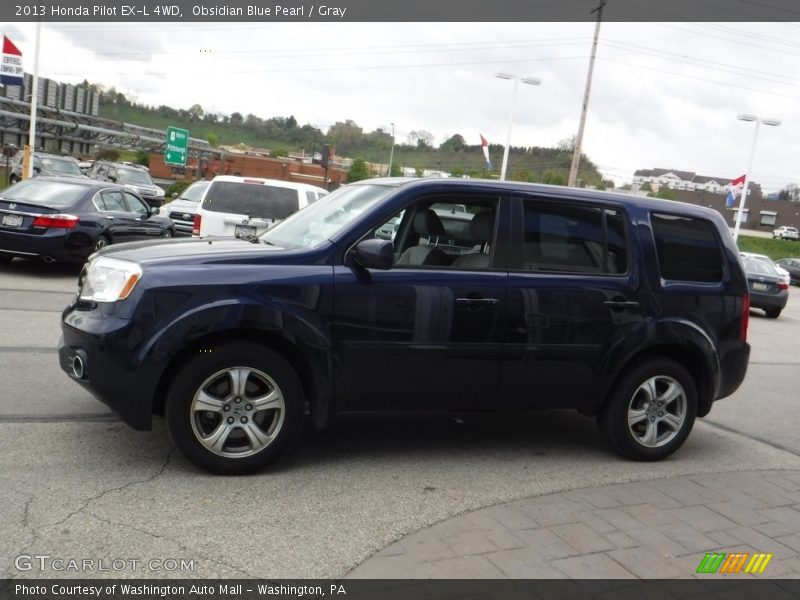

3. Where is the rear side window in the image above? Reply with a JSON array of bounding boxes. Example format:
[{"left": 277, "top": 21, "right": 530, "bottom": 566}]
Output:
[
  {"left": 651, "top": 213, "right": 723, "bottom": 282},
  {"left": 521, "top": 200, "right": 628, "bottom": 274},
  {"left": 203, "top": 181, "right": 299, "bottom": 219}
]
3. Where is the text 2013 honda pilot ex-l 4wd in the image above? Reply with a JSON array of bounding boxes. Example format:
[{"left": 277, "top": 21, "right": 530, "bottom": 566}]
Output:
[{"left": 59, "top": 179, "right": 751, "bottom": 474}]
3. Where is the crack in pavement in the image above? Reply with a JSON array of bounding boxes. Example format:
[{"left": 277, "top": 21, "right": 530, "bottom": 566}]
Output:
[{"left": 26, "top": 448, "right": 178, "bottom": 547}]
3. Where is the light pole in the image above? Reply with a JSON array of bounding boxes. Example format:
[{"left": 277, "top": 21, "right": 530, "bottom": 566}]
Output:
[
  {"left": 732, "top": 114, "right": 781, "bottom": 242},
  {"left": 387, "top": 122, "right": 395, "bottom": 177},
  {"left": 495, "top": 72, "right": 541, "bottom": 180}
]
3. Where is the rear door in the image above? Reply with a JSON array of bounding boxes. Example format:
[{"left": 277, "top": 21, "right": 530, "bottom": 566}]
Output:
[{"left": 499, "top": 195, "right": 642, "bottom": 412}]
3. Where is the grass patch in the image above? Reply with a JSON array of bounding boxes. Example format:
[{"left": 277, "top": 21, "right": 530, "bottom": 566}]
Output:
[{"left": 737, "top": 235, "right": 800, "bottom": 260}]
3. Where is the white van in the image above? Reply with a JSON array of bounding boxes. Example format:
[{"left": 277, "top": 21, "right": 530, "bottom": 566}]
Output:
[{"left": 192, "top": 175, "right": 328, "bottom": 238}]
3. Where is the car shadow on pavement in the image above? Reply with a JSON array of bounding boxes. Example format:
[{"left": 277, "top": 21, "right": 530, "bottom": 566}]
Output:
[
  {"left": 3, "top": 257, "right": 83, "bottom": 277},
  {"left": 281, "top": 410, "right": 606, "bottom": 470}
]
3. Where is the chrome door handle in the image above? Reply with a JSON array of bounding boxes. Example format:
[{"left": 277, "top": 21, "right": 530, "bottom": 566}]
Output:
[
  {"left": 456, "top": 297, "right": 500, "bottom": 305},
  {"left": 104, "top": 216, "right": 115, "bottom": 220},
  {"left": 604, "top": 300, "right": 639, "bottom": 309}
]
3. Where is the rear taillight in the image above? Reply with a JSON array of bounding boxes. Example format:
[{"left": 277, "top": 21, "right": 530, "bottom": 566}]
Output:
[
  {"left": 778, "top": 281, "right": 789, "bottom": 291},
  {"left": 192, "top": 214, "right": 201, "bottom": 236},
  {"left": 740, "top": 293, "right": 750, "bottom": 342},
  {"left": 32, "top": 214, "right": 79, "bottom": 229}
]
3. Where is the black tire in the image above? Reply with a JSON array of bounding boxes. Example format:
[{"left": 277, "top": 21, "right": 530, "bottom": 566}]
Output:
[
  {"left": 166, "top": 342, "right": 305, "bottom": 474},
  {"left": 0, "top": 254, "right": 12, "bottom": 264},
  {"left": 162, "top": 229, "right": 174, "bottom": 239},
  {"left": 598, "top": 357, "right": 697, "bottom": 461},
  {"left": 765, "top": 308, "right": 782, "bottom": 319},
  {"left": 90, "top": 235, "right": 110, "bottom": 254}
]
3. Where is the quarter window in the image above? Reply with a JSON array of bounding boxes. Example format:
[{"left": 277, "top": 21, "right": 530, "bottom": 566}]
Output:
[
  {"left": 521, "top": 200, "right": 627, "bottom": 274},
  {"left": 651, "top": 213, "right": 723, "bottom": 282},
  {"left": 99, "top": 190, "right": 126, "bottom": 212}
]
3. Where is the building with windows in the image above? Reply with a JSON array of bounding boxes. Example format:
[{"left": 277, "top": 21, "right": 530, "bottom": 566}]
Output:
[
  {"left": 632, "top": 168, "right": 743, "bottom": 195},
  {"left": 628, "top": 168, "right": 799, "bottom": 232}
]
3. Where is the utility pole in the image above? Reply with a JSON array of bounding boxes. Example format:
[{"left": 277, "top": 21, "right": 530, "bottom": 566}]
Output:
[{"left": 568, "top": 0, "right": 606, "bottom": 188}]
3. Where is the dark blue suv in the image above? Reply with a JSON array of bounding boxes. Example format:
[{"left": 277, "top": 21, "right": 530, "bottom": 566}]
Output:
[{"left": 59, "top": 179, "right": 751, "bottom": 473}]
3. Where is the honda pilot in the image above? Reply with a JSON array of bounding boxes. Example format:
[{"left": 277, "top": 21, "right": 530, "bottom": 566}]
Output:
[{"left": 59, "top": 178, "right": 751, "bottom": 474}]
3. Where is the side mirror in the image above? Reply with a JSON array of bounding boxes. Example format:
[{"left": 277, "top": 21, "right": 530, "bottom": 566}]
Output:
[
  {"left": 150, "top": 206, "right": 160, "bottom": 215},
  {"left": 352, "top": 238, "right": 393, "bottom": 270}
]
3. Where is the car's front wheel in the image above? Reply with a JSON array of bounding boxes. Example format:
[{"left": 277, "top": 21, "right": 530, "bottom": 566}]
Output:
[
  {"left": 765, "top": 308, "right": 782, "bottom": 319},
  {"left": 598, "top": 358, "right": 697, "bottom": 461},
  {"left": 166, "top": 342, "right": 305, "bottom": 474}
]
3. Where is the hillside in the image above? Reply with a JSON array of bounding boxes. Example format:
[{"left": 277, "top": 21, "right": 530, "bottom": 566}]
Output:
[{"left": 99, "top": 95, "right": 607, "bottom": 186}]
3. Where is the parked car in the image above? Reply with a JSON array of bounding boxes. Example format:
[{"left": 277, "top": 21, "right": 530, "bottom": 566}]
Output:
[
  {"left": 739, "top": 251, "right": 790, "bottom": 286},
  {"left": 0, "top": 177, "right": 173, "bottom": 264},
  {"left": 192, "top": 175, "right": 327, "bottom": 238},
  {"left": 773, "top": 225, "right": 799, "bottom": 240},
  {"left": 89, "top": 160, "right": 165, "bottom": 209},
  {"left": 59, "top": 179, "right": 751, "bottom": 473},
  {"left": 9, "top": 151, "right": 87, "bottom": 184},
  {"left": 741, "top": 255, "right": 789, "bottom": 318},
  {"left": 775, "top": 257, "right": 800, "bottom": 286},
  {"left": 159, "top": 180, "right": 210, "bottom": 236}
]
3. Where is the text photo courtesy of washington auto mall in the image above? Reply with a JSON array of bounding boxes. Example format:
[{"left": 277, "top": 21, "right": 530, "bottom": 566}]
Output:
[{"left": 2, "top": 1, "right": 800, "bottom": 599}]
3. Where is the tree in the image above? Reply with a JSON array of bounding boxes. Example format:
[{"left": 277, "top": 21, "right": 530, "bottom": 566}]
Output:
[
  {"left": 440, "top": 134, "right": 466, "bottom": 152},
  {"left": 187, "top": 104, "right": 204, "bottom": 121},
  {"left": 414, "top": 166, "right": 425, "bottom": 177},
  {"left": 511, "top": 169, "right": 534, "bottom": 182},
  {"left": 407, "top": 130, "right": 434, "bottom": 149},
  {"left": 271, "top": 147, "right": 289, "bottom": 158},
  {"left": 133, "top": 151, "right": 149, "bottom": 167},
  {"left": 347, "top": 158, "right": 370, "bottom": 182},
  {"left": 778, "top": 183, "right": 799, "bottom": 202},
  {"left": 640, "top": 182, "right": 653, "bottom": 191},
  {"left": 542, "top": 170, "right": 565, "bottom": 186},
  {"left": 390, "top": 163, "right": 403, "bottom": 177},
  {"left": 96, "top": 147, "right": 120, "bottom": 161},
  {"left": 229, "top": 112, "right": 244, "bottom": 126},
  {"left": 207, "top": 132, "right": 219, "bottom": 147}
]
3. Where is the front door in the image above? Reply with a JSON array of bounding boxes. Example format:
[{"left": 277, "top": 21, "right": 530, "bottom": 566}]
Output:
[{"left": 331, "top": 194, "right": 509, "bottom": 411}]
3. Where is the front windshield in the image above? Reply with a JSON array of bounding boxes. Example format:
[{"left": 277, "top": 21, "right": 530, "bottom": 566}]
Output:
[
  {"left": 117, "top": 167, "right": 154, "bottom": 185},
  {"left": 40, "top": 157, "right": 82, "bottom": 175},
  {"left": 261, "top": 184, "right": 395, "bottom": 250},
  {"left": 180, "top": 181, "right": 209, "bottom": 202}
]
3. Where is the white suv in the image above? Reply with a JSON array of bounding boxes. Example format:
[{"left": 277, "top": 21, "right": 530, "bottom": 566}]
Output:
[
  {"left": 192, "top": 176, "right": 328, "bottom": 238},
  {"left": 773, "top": 225, "right": 799, "bottom": 240}
]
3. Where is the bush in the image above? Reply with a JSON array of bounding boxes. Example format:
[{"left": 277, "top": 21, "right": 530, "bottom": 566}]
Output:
[{"left": 165, "top": 179, "right": 191, "bottom": 200}]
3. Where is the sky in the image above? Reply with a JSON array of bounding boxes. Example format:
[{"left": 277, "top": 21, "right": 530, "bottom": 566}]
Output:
[{"left": 3, "top": 19, "right": 799, "bottom": 192}]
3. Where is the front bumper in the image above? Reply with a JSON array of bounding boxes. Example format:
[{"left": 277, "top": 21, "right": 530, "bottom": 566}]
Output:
[{"left": 59, "top": 306, "right": 161, "bottom": 430}]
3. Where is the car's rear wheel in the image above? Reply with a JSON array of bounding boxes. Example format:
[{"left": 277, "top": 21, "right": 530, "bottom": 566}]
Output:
[
  {"left": 162, "top": 229, "right": 173, "bottom": 239},
  {"left": 166, "top": 342, "right": 305, "bottom": 474},
  {"left": 765, "top": 308, "right": 782, "bottom": 319},
  {"left": 598, "top": 358, "right": 697, "bottom": 461},
  {"left": 90, "top": 235, "right": 110, "bottom": 254}
]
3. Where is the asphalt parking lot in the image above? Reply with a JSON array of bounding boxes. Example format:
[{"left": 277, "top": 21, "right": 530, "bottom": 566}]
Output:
[{"left": 1, "top": 257, "right": 800, "bottom": 579}]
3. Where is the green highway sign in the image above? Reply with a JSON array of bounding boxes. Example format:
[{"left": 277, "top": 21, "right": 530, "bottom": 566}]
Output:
[{"left": 165, "top": 126, "right": 189, "bottom": 166}]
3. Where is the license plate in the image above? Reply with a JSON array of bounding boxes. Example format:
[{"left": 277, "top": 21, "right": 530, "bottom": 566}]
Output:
[
  {"left": 1, "top": 214, "right": 23, "bottom": 228},
  {"left": 235, "top": 225, "right": 257, "bottom": 238},
  {"left": 752, "top": 282, "right": 768, "bottom": 291}
]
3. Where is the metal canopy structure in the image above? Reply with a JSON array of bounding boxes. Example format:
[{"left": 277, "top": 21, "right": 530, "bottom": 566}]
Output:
[{"left": 0, "top": 95, "right": 211, "bottom": 157}]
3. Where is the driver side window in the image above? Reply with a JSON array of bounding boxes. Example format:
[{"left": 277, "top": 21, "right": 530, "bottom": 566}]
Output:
[{"left": 371, "top": 196, "right": 499, "bottom": 270}]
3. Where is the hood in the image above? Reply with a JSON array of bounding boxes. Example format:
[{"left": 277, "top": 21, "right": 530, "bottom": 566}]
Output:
[
  {"left": 94, "top": 236, "right": 293, "bottom": 266},
  {"left": 163, "top": 198, "right": 199, "bottom": 214}
]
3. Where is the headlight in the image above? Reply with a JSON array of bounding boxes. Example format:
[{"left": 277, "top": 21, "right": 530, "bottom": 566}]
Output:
[
  {"left": 79, "top": 257, "right": 142, "bottom": 302},
  {"left": 156, "top": 187, "right": 165, "bottom": 197}
]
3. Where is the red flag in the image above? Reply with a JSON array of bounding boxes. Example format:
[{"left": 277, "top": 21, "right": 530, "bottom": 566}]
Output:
[
  {"left": 730, "top": 174, "right": 746, "bottom": 187},
  {"left": 3, "top": 36, "right": 22, "bottom": 56}
]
